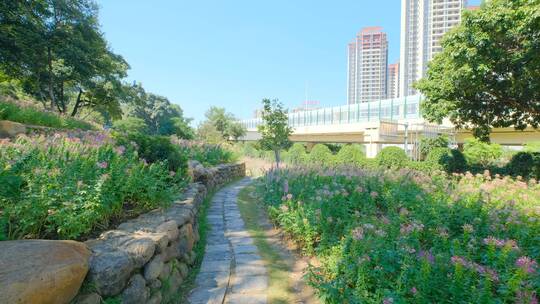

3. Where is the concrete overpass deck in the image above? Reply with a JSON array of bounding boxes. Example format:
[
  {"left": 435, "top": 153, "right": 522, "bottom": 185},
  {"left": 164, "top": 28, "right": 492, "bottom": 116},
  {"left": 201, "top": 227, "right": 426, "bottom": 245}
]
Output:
[{"left": 240, "top": 95, "right": 540, "bottom": 157}]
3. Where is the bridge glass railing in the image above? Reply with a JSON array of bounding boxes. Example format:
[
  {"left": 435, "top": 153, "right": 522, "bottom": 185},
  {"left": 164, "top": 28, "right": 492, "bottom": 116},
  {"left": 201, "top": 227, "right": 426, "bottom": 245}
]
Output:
[{"left": 241, "top": 95, "right": 422, "bottom": 130}]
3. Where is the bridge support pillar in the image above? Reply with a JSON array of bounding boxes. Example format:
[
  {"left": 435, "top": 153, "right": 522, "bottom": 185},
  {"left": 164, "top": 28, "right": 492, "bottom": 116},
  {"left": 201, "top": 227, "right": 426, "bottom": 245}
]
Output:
[{"left": 365, "top": 142, "right": 382, "bottom": 158}]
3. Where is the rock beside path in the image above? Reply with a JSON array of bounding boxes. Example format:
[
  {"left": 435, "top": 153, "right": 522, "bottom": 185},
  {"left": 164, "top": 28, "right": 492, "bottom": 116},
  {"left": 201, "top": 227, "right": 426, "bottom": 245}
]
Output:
[
  {"left": 0, "top": 120, "right": 26, "bottom": 138},
  {"left": 0, "top": 240, "right": 90, "bottom": 304}
]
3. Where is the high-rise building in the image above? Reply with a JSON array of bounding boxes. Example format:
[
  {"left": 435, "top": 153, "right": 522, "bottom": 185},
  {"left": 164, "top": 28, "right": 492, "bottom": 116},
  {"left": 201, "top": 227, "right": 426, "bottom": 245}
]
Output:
[
  {"left": 387, "top": 62, "right": 400, "bottom": 99},
  {"left": 399, "top": 0, "right": 467, "bottom": 97},
  {"left": 347, "top": 27, "right": 389, "bottom": 104}
]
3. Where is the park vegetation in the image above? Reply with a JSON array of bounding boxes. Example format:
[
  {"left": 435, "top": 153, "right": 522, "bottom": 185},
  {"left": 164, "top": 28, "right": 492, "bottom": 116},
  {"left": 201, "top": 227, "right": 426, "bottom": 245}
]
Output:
[
  {"left": 416, "top": 0, "right": 540, "bottom": 141},
  {"left": 257, "top": 98, "right": 293, "bottom": 167},
  {"left": 257, "top": 166, "right": 540, "bottom": 303},
  {"left": 197, "top": 106, "right": 246, "bottom": 144},
  {"left": 0, "top": 0, "right": 236, "bottom": 242}
]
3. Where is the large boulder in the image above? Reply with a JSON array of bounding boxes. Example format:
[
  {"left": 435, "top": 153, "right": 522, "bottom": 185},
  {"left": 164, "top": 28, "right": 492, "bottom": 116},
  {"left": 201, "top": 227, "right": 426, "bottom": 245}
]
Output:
[
  {"left": 0, "top": 240, "right": 90, "bottom": 304},
  {"left": 0, "top": 120, "right": 26, "bottom": 138}
]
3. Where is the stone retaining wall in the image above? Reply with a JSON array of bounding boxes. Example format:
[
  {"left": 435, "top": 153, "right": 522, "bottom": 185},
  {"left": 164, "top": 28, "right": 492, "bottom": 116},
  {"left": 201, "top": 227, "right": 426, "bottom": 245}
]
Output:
[{"left": 75, "top": 162, "right": 245, "bottom": 304}]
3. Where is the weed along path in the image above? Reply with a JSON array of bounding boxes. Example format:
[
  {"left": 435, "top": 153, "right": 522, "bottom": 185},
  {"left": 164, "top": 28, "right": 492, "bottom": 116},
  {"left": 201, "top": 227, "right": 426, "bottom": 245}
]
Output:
[
  {"left": 188, "top": 178, "right": 268, "bottom": 304},
  {"left": 188, "top": 178, "right": 319, "bottom": 304}
]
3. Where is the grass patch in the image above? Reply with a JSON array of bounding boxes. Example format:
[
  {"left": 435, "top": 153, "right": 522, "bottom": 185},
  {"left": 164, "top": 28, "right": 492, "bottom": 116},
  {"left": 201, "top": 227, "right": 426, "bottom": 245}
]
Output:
[
  {"left": 237, "top": 184, "right": 294, "bottom": 304},
  {"left": 0, "top": 100, "right": 94, "bottom": 130}
]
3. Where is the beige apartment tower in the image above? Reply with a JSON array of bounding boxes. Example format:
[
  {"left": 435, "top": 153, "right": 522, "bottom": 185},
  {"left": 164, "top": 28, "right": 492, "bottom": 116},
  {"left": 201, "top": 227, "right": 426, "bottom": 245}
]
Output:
[
  {"left": 387, "top": 62, "right": 400, "bottom": 99},
  {"left": 347, "top": 27, "right": 389, "bottom": 104},
  {"left": 399, "top": 0, "right": 467, "bottom": 97}
]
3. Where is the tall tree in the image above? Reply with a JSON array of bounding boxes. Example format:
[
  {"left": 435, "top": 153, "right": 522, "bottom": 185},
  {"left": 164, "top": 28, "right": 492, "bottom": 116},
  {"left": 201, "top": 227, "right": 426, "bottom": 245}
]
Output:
[
  {"left": 258, "top": 98, "right": 292, "bottom": 168},
  {"left": 123, "top": 84, "right": 194, "bottom": 138},
  {"left": 0, "top": 0, "right": 128, "bottom": 117},
  {"left": 415, "top": 0, "right": 540, "bottom": 141},
  {"left": 228, "top": 121, "right": 247, "bottom": 141},
  {"left": 200, "top": 106, "right": 246, "bottom": 141}
]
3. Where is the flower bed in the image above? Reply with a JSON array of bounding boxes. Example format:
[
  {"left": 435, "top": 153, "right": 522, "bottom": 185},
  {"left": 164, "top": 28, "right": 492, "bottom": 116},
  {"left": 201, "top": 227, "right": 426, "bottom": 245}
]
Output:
[
  {"left": 256, "top": 167, "right": 540, "bottom": 303},
  {"left": 0, "top": 132, "right": 187, "bottom": 240}
]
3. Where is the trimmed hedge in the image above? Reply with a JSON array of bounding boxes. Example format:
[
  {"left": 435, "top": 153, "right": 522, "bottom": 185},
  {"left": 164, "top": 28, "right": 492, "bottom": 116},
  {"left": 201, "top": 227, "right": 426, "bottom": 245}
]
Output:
[
  {"left": 426, "top": 147, "right": 467, "bottom": 173},
  {"left": 309, "top": 144, "right": 334, "bottom": 164},
  {"left": 506, "top": 151, "right": 540, "bottom": 179},
  {"left": 376, "top": 146, "right": 408, "bottom": 169},
  {"left": 335, "top": 144, "right": 366, "bottom": 166},
  {"left": 286, "top": 143, "right": 307, "bottom": 165}
]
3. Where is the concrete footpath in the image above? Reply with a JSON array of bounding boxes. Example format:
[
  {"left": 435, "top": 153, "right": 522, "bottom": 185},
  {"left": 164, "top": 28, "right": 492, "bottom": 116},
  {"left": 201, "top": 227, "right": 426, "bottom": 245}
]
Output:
[{"left": 188, "top": 178, "right": 268, "bottom": 304}]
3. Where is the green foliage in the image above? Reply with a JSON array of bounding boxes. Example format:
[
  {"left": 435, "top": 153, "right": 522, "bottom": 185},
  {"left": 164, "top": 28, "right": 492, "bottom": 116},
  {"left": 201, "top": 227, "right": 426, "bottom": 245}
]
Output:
[
  {"left": 116, "top": 133, "right": 188, "bottom": 174},
  {"left": 376, "top": 146, "right": 408, "bottom": 169},
  {"left": 171, "top": 138, "right": 234, "bottom": 167},
  {"left": 257, "top": 99, "right": 293, "bottom": 166},
  {"left": 463, "top": 138, "right": 503, "bottom": 167},
  {"left": 111, "top": 117, "right": 148, "bottom": 134},
  {"left": 0, "top": 100, "right": 94, "bottom": 130},
  {"left": 257, "top": 168, "right": 540, "bottom": 302},
  {"left": 286, "top": 143, "right": 307, "bottom": 165},
  {"left": 524, "top": 142, "right": 540, "bottom": 153},
  {"left": 335, "top": 144, "right": 366, "bottom": 166},
  {"left": 0, "top": 72, "right": 30, "bottom": 100},
  {"left": 204, "top": 107, "right": 232, "bottom": 139},
  {"left": 426, "top": 147, "right": 467, "bottom": 173},
  {"left": 506, "top": 152, "right": 540, "bottom": 179},
  {"left": 0, "top": 0, "right": 129, "bottom": 118},
  {"left": 198, "top": 107, "right": 246, "bottom": 142},
  {"left": 196, "top": 122, "right": 223, "bottom": 145},
  {"left": 419, "top": 135, "right": 449, "bottom": 159},
  {"left": 415, "top": 0, "right": 540, "bottom": 140},
  {"left": 227, "top": 121, "right": 247, "bottom": 141},
  {"left": 309, "top": 144, "right": 334, "bottom": 165},
  {"left": 0, "top": 133, "right": 185, "bottom": 240},
  {"left": 123, "top": 85, "right": 194, "bottom": 138}
]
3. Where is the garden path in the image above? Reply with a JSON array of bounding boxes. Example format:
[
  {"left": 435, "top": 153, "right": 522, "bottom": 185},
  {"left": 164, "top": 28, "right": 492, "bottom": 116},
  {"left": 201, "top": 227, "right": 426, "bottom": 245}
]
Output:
[{"left": 188, "top": 178, "right": 268, "bottom": 304}]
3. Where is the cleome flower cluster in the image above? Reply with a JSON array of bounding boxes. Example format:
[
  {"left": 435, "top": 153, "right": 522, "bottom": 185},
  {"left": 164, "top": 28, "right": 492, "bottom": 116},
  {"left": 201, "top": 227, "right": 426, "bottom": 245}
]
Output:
[
  {"left": 0, "top": 132, "right": 187, "bottom": 240},
  {"left": 256, "top": 167, "right": 540, "bottom": 303}
]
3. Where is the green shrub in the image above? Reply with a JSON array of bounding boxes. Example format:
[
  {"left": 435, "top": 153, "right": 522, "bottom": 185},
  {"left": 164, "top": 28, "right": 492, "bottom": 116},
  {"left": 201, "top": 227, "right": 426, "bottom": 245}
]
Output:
[
  {"left": 335, "top": 144, "right": 365, "bottom": 166},
  {"left": 407, "top": 160, "right": 436, "bottom": 172},
  {"left": 376, "top": 146, "right": 408, "bottom": 169},
  {"left": 524, "top": 142, "right": 540, "bottom": 153},
  {"left": 463, "top": 138, "right": 503, "bottom": 167},
  {"left": 171, "top": 138, "right": 234, "bottom": 167},
  {"left": 286, "top": 143, "right": 307, "bottom": 165},
  {"left": 419, "top": 135, "right": 449, "bottom": 159},
  {"left": 309, "top": 144, "right": 334, "bottom": 165},
  {"left": 189, "top": 144, "right": 233, "bottom": 166},
  {"left": 112, "top": 117, "right": 149, "bottom": 134},
  {"left": 506, "top": 151, "right": 540, "bottom": 179},
  {"left": 507, "top": 152, "right": 533, "bottom": 178},
  {"left": 117, "top": 133, "right": 188, "bottom": 174},
  {"left": 425, "top": 147, "right": 467, "bottom": 173},
  {"left": 0, "top": 100, "right": 94, "bottom": 130}
]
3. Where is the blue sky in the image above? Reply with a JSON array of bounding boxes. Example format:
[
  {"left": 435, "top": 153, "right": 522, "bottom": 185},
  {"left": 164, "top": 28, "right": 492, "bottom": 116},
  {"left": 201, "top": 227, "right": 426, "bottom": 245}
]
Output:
[{"left": 97, "top": 0, "right": 480, "bottom": 124}]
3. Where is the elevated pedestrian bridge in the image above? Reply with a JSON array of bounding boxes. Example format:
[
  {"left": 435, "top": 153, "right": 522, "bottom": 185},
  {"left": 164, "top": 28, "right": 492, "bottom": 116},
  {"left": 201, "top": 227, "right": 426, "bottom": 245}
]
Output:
[{"left": 240, "top": 95, "right": 540, "bottom": 157}]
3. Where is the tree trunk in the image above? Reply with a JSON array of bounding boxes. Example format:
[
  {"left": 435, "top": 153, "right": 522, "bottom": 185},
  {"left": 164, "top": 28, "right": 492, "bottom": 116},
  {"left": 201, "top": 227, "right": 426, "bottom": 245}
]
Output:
[
  {"left": 274, "top": 149, "right": 281, "bottom": 169},
  {"left": 71, "top": 88, "right": 83, "bottom": 117},
  {"left": 59, "top": 81, "right": 66, "bottom": 113},
  {"left": 47, "top": 47, "right": 58, "bottom": 112}
]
